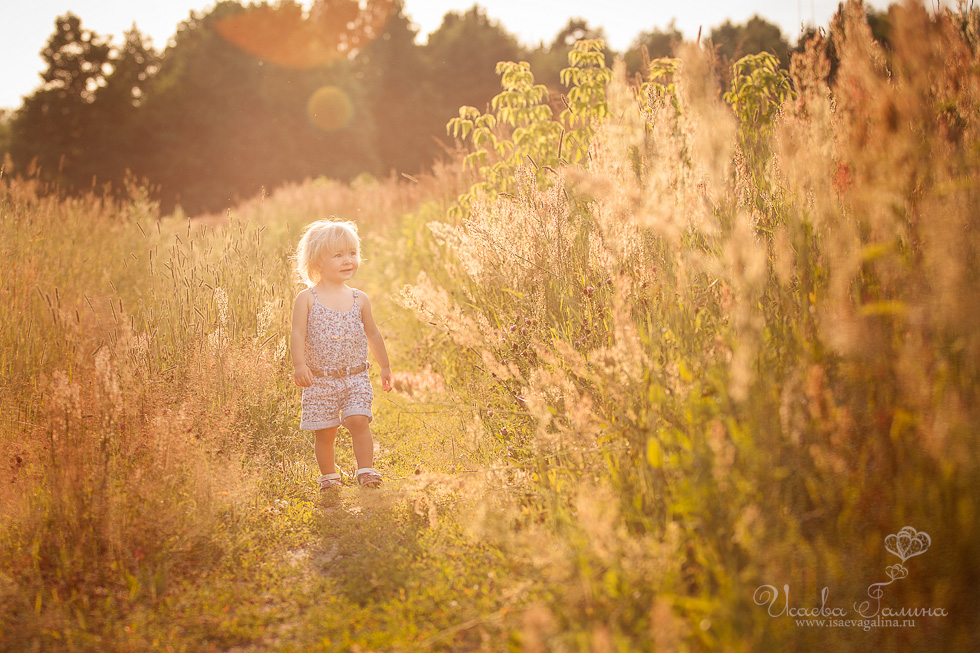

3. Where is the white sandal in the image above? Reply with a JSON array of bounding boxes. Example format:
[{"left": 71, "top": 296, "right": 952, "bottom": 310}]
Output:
[
  {"left": 356, "top": 468, "right": 382, "bottom": 488},
  {"left": 318, "top": 473, "right": 342, "bottom": 491}
]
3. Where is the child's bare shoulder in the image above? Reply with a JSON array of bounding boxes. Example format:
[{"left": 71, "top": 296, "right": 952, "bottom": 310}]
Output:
[
  {"left": 355, "top": 288, "right": 373, "bottom": 307},
  {"left": 294, "top": 287, "right": 314, "bottom": 306}
]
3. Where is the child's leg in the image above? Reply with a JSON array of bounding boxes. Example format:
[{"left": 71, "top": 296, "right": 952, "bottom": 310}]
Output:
[
  {"left": 314, "top": 426, "right": 339, "bottom": 474},
  {"left": 343, "top": 415, "right": 374, "bottom": 469}
]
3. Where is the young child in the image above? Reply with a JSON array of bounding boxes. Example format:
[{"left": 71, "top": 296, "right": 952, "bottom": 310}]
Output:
[{"left": 290, "top": 219, "right": 392, "bottom": 491}]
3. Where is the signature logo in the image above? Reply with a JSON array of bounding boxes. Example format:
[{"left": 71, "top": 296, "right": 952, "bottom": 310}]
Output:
[
  {"left": 753, "top": 526, "right": 947, "bottom": 622},
  {"left": 884, "top": 526, "right": 931, "bottom": 570},
  {"left": 854, "top": 526, "right": 935, "bottom": 618}
]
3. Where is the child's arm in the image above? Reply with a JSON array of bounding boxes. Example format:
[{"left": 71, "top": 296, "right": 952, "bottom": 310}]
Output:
[
  {"left": 359, "top": 291, "right": 392, "bottom": 392},
  {"left": 290, "top": 290, "right": 314, "bottom": 387}
]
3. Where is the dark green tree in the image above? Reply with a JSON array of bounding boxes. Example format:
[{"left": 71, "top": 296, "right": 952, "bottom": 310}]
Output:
[
  {"left": 866, "top": 6, "right": 894, "bottom": 47},
  {"left": 791, "top": 4, "right": 900, "bottom": 88},
  {"left": 624, "top": 21, "right": 684, "bottom": 78},
  {"left": 424, "top": 6, "right": 523, "bottom": 131},
  {"left": 0, "top": 110, "right": 11, "bottom": 165},
  {"left": 355, "top": 0, "right": 439, "bottom": 175},
  {"left": 141, "top": 0, "right": 378, "bottom": 214},
  {"left": 710, "top": 15, "right": 790, "bottom": 70},
  {"left": 98, "top": 26, "right": 159, "bottom": 112},
  {"left": 88, "top": 26, "right": 160, "bottom": 185},
  {"left": 9, "top": 13, "right": 111, "bottom": 186}
]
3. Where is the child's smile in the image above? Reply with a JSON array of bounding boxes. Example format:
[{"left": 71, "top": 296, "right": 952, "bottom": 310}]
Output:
[{"left": 321, "top": 249, "right": 359, "bottom": 283}]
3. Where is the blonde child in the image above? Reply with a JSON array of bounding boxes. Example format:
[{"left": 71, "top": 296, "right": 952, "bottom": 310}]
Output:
[{"left": 290, "top": 219, "right": 392, "bottom": 491}]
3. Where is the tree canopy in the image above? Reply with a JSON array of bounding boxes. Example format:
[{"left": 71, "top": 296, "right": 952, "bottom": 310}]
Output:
[
  {"left": 6, "top": 3, "right": 907, "bottom": 215},
  {"left": 710, "top": 15, "right": 791, "bottom": 69},
  {"left": 10, "top": 13, "right": 111, "bottom": 188},
  {"left": 623, "top": 21, "right": 684, "bottom": 78}
]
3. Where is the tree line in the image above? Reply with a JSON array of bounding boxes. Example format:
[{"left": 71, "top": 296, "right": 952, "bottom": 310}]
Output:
[{"left": 0, "top": 0, "right": 894, "bottom": 215}]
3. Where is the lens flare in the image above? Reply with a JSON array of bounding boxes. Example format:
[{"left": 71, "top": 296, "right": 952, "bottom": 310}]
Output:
[
  {"left": 307, "top": 86, "right": 354, "bottom": 131},
  {"left": 215, "top": 0, "right": 394, "bottom": 69}
]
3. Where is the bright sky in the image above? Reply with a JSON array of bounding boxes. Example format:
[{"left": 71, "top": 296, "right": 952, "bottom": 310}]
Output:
[{"left": 1, "top": 0, "right": 911, "bottom": 110}]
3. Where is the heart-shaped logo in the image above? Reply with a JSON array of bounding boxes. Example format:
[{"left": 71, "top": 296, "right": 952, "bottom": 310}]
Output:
[
  {"left": 885, "top": 526, "right": 931, "bottom": 563},
  {"left": 885, "top": 564, "right": 908, "bottom": 580}
]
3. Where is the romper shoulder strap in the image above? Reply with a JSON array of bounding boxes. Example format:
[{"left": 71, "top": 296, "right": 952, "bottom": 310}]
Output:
[
  {"left": 309, "top": 287, "right": 317, "bottom": 297},
  {"left": 351, "top": 288, "right": 359, "bottom": 305}
]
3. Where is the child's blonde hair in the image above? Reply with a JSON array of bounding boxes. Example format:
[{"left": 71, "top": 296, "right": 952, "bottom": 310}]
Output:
[{"left": 295, "top": 218, "right": 361, "bottom": 286}]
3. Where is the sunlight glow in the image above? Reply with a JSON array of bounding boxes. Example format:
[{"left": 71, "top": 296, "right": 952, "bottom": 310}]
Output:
[
  {"left": 307, "top": 85, "right": 354, "bottom": 131},
  {"left": 214, "top": 0, "right": 395, "bottom": 68}
]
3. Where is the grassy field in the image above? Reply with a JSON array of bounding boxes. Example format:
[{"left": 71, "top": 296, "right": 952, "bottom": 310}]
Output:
[
  {"left": 2, "top": 2, "right": 980, "bottom": 651},
  {"left": 0, "top": 167, "right": 530, "bottom": 650}
]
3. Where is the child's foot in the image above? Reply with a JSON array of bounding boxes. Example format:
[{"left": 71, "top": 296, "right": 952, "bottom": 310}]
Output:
[
  {"left": 318, "top": 473, "right": 342, "bottom": 491},
  {"left": 356, "top": 468, "right": 382, "bottom": 488}
]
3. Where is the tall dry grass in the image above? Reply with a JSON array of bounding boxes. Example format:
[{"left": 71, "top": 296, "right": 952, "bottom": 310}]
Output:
[
  {"left": 0, "top": 163, "right": 462, "bottom": 647},
  {"left": 1, "top": 1, "right": 977, "bottom": 648},
  {"left": 0, "top": 176, "right": 270, "bottom": 646},
  {"left": 399, "top": 1, "right": 980, "bottom": 649}
]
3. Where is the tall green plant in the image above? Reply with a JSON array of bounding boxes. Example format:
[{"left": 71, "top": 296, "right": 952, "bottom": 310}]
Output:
[
  {"left": 723, "top": 52, "right": 795, "bottom": 164},
  {"left": 447, "top": 61, "right": 560, "bottom": 204},
  {"left": 447, "top": 39, "right": 611, "bottom": 213},
  {"left": 557, "top": 38, "right": 611, "bottom": 161},
  {"left": 405, "top": 3, "right": 980, "bottom": 649}
]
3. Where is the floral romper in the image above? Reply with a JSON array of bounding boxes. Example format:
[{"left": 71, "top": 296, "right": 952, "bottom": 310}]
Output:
[{"left": 300, "top": 287, "right": 374, "bottom": 430}]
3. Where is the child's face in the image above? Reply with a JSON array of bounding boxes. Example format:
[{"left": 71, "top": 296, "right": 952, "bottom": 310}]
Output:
[{"left": 318, "top": 245, "right": 359, "bottom": 283}]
